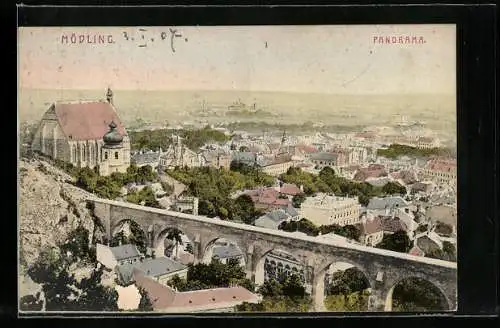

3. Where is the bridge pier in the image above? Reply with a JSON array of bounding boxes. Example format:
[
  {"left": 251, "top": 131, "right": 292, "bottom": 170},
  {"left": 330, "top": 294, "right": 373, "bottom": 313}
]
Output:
[
  {"left": 311, "top": 271, "right": 327, "bottom": 312},
  {"left": 367, "top": 288, "right": 387, "bottom": 312}
]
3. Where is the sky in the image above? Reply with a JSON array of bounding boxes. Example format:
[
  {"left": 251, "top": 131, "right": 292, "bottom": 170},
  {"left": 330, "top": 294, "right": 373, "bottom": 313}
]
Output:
[{"left": 18, "top": 25, "right": 456, "bottom": 94}]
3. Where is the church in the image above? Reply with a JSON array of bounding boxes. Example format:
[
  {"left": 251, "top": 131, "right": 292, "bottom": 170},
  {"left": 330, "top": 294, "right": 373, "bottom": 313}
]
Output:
[{"left": 31, "top": 88, "right": 131, "bottom": 176}]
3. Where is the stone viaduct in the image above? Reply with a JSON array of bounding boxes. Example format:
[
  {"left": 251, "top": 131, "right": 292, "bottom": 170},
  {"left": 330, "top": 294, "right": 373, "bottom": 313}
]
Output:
[{"left": 91, "top": 198, "right": 457, "bottom": 312}]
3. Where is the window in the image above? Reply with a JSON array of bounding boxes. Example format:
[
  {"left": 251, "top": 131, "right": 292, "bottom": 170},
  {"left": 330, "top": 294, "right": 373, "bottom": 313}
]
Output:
[
  {"left": 115, "top": 151, "right": 119, "bottom": 159},
  {"left": 104, "top": 152, "right": 108, "bottom": 160}
]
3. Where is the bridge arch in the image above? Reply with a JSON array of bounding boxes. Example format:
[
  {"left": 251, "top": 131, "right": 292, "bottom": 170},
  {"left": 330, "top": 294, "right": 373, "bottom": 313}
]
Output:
[
  {"left": 153, "top": 226, "right": 196, "bottom": 263},
  {"left": 201, "top": 237, "right": 246, "bottom": 268},
  {"left": 314, "top": 260, "right": 373, "bottom": 312},
  {"left": 384, "top": 276, "right": 450, "bottom": 312},
  {"left": 110, "top": 218, "right": 149, "bottom": 254}
]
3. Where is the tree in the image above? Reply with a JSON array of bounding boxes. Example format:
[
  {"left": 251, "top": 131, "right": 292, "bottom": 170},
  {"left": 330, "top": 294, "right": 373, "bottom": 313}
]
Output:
[
  {"left": 234, "top": 194, "right": 257, "bottom": 224},
  {"left": 110, "top": 231, "right": 129, "bottom": 247},
  {"left": 185, "top": 243, "right": 194, "bottom": 254},
  {"left": 292, "top": 194, "right": 306, "bottom": 208},
  {"left": 59, "top": 225, "right": 91, "bottom": 261},
  {"left": 137, "top": 287, "right": 154, "bottom": 311},
  {"left": 258, "top": 279, "right": 283, "bottom": 297},
  {"left": 382, "top": 182, "right": 407, "bottom": 195},
  {"left": 166, "top": 228, "right": 183, "bottom": 260},
  {"left": 392, "top": 277, "right": 448, "bottom": 311},
  {"left": 282, "top": 274, "right": 307, "bottom": 298},
  {"left": 377, "top": 230, "right": 412, "bottom": 253},
  {"left": 239, "top": 146, "right": 250, "bottom": 152},
  {"left": 76, "top": 267, "right": 119, "bottom": 311}
]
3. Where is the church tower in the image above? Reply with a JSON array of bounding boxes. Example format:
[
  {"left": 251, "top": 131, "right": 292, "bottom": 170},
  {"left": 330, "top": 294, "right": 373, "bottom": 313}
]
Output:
[
  {"left": 99, "top": 121, "right": 128, "bottom": 176},
  {"left": 106, "top": 87, "right": 114, "bottom": 105}
]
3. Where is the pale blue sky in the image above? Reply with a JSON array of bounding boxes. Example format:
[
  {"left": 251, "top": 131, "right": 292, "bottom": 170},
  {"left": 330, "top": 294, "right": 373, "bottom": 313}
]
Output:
[{"left": 18, "top": 25, "right": 456, "bottom": 94}]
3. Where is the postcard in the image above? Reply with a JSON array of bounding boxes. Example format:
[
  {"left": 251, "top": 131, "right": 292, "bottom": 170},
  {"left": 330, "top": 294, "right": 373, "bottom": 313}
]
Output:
[{"left": 18, "top": 24, "right": 457, "bottom": 314}]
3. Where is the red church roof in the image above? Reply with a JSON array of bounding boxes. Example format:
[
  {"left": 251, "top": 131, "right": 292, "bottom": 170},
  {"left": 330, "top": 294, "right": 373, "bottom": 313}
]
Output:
[{"left": 53, "top": 100, "right": 127, "bottom": 141}]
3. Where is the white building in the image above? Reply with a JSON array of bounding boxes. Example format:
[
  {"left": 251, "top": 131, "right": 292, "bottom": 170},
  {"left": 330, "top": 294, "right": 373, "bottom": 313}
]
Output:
[{"left": 300, "top": 193, "right": 361, "bottom": 226}]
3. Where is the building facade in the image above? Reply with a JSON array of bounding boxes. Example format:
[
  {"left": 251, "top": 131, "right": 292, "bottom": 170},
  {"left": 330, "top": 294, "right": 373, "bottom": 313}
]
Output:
[
  {"left": 31, "top": 90, "right": 131, "bottom": 175},
  {"left": 299, "top": 193, "right": 361, "bottom": 226}
]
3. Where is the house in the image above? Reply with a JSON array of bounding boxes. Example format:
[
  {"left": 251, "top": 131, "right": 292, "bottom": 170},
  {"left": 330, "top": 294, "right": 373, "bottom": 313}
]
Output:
[
  {"left": 134, "top": 274, "right": 260, "bottom": 312},
  {"left": 274, "top": 183, "right": 304, "bottom": 197},
  {"left": 116, "top": 257, "right": 188, "bottom": 286},
  {"left": 211, "top": 245, "right": 245, "bottom": 266},
  {"left": 411, "top": 181, "right": 436, "bottom": 194},
  {"left": 243, "top": 187, "right": 292, "bottom": 211},
  {"left": 260, "top": 155, "right": 295, "bottom": 176},
  {"left": 96, "top": 243, "right": 142, "bottom": 270},
  {"left": 421, "top": 157, "right": 457, "bottom": 186},
  {"left": 30, "top": 89, "right": 131, "bottom": 176},
  {"left": 300, "top": 193, "right": 361, "bottom": 226},
  {"left": 159, "top": 135, "right": 204, "bottom": 170},
  {"left": 366, "top": 196, "right": 410, "bottom": 217},
  {"left": 263, "top": 250, "right": 310, "bottom": 292},
  {"left": 357, "top": 216, "right": 408, "bottom": 247},
  {"left": 254, "top": 207, "right": 299, "bottom": 230},
  {"left": 365, "top": 176, "right": 391, "bottom": 188},
  {"left": 353, "top": 164, "right": 387, "bottom": 182},
  {"left": 310, "top": 152, "right": 339, "bottom": 169},
  {"left": 131, "top": 149, "right": 162, "bottom": 169},
  {"left": 202, "top": 150, "right": 232, "bottom": 170}
]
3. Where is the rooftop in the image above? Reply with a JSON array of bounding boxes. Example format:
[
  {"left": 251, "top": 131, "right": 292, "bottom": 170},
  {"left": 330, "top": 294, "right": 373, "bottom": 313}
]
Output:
[
  {"left": 52, "top": 100, "right": 127, "bottom": 141},
  {"left": 110, "top": 244, "right": 141, "bottom": 261},
  {"left": 136, "top": 257, "right": 187, "bottom": 277}
]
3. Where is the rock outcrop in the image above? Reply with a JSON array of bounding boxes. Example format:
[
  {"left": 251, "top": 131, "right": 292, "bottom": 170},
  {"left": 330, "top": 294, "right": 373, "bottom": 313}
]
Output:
[{"left": 19, "top": 158, "right": 99, "bottom": 268}]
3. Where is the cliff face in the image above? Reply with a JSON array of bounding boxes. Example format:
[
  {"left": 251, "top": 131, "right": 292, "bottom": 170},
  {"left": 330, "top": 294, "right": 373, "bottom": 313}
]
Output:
[{"left": 19, "top": 158, "right": 99, "bottom": 268}]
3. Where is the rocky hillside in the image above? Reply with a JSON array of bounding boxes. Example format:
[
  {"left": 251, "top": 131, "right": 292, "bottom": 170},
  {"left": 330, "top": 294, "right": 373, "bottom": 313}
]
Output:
[{"left": 19, "top": 158, "right": 100, "bottom": 268}]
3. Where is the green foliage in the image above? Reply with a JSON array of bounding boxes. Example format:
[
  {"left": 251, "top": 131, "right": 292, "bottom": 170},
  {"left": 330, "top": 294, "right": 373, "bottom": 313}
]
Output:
[
  {"left": 59, "top": 225, "right": 91, "bottom": 262},
  {"left": 324, "top": 267, "right": 370, "bottom": 312},
  {"left": 20, "top": 294, "right": 44, "bottom": 311},
  {"left": 167, "top": 166, "right": 273, "bottom": 220},
  {"left": 392, "top": 278, "right": 448, "bottom": 311},
  {"left": 26, "top": 246, "right": 118, "bottom": 311},
  {"left": 110, "top": 221, "right": 147, "bottom": 254},
  {"left": 137, "top": 287, "right": 154, "bottom": 311},
  {"left": 381, "top": 182, "right": 407, "bottom": 195},
  {"left": 319, "top": 224, "right": 362, "bottom": 241},
  {"left": 377, "top": 144, "right": 450, "bottom": 159},
  {"left": 67, "top": 163, "right": 159, "bottom": 200},
  {"left": 233, "top": 194, "right": 258, "bottom": 224},
  {"left": 324, "top": 290, "right": 370, "bottom": 312},
  {"left": 126, "top": 186, "right": 162, "bottom": 208},
  {"left": 129, "top": 127, "right": 230, "bottom": 151},
  {"left": 279, "top": 218, "right": 320, "bottom": 236},
  {"left": 326, "top": 267, "right": 369, "bottom": 296},
  {"left": 377, "top": 230, "right": 412, "bottom": 253},
  {"left": 167, "top": 259, "right": 251, "bottom": 292},
  {"left": 238, "top": 276, "right": 312, "bottom": 312},
  {"left": 279, "top": 219, "right": 362, "bottom": 241},
  {"left": 292, "top": 194, "right": 306, "bottom": 208}
]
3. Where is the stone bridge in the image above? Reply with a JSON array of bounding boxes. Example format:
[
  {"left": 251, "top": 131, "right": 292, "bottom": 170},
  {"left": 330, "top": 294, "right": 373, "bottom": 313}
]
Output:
[{"left": 91, "top": 198, "right": 457, "bottom": 312}]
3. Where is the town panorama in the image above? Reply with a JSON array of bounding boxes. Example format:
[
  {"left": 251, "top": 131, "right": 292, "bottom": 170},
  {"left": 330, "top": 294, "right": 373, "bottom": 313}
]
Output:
[{"left": 18, "top": 25, "right": 457, "bottom": 314}]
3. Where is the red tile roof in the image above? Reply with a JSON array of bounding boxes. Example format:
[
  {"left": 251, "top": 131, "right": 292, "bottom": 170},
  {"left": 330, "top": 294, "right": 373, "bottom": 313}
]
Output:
[
  {"left": 361, "top": 216, "right": 407, "bottom": 235},
  {"left": 134, "top": 273, "right": 259, "bottom": 312},
  {"left": 53, "top": 100, "right": 127, "bottom": 141},
  {"left": 279, "top": 184, "right": 303, "bottom": 196},
  {"left": 425, "top": 158, "right": 456, "bottom": 173},
  {"left": 296, "top": 144, "right": 318, "bottom": 154}
]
